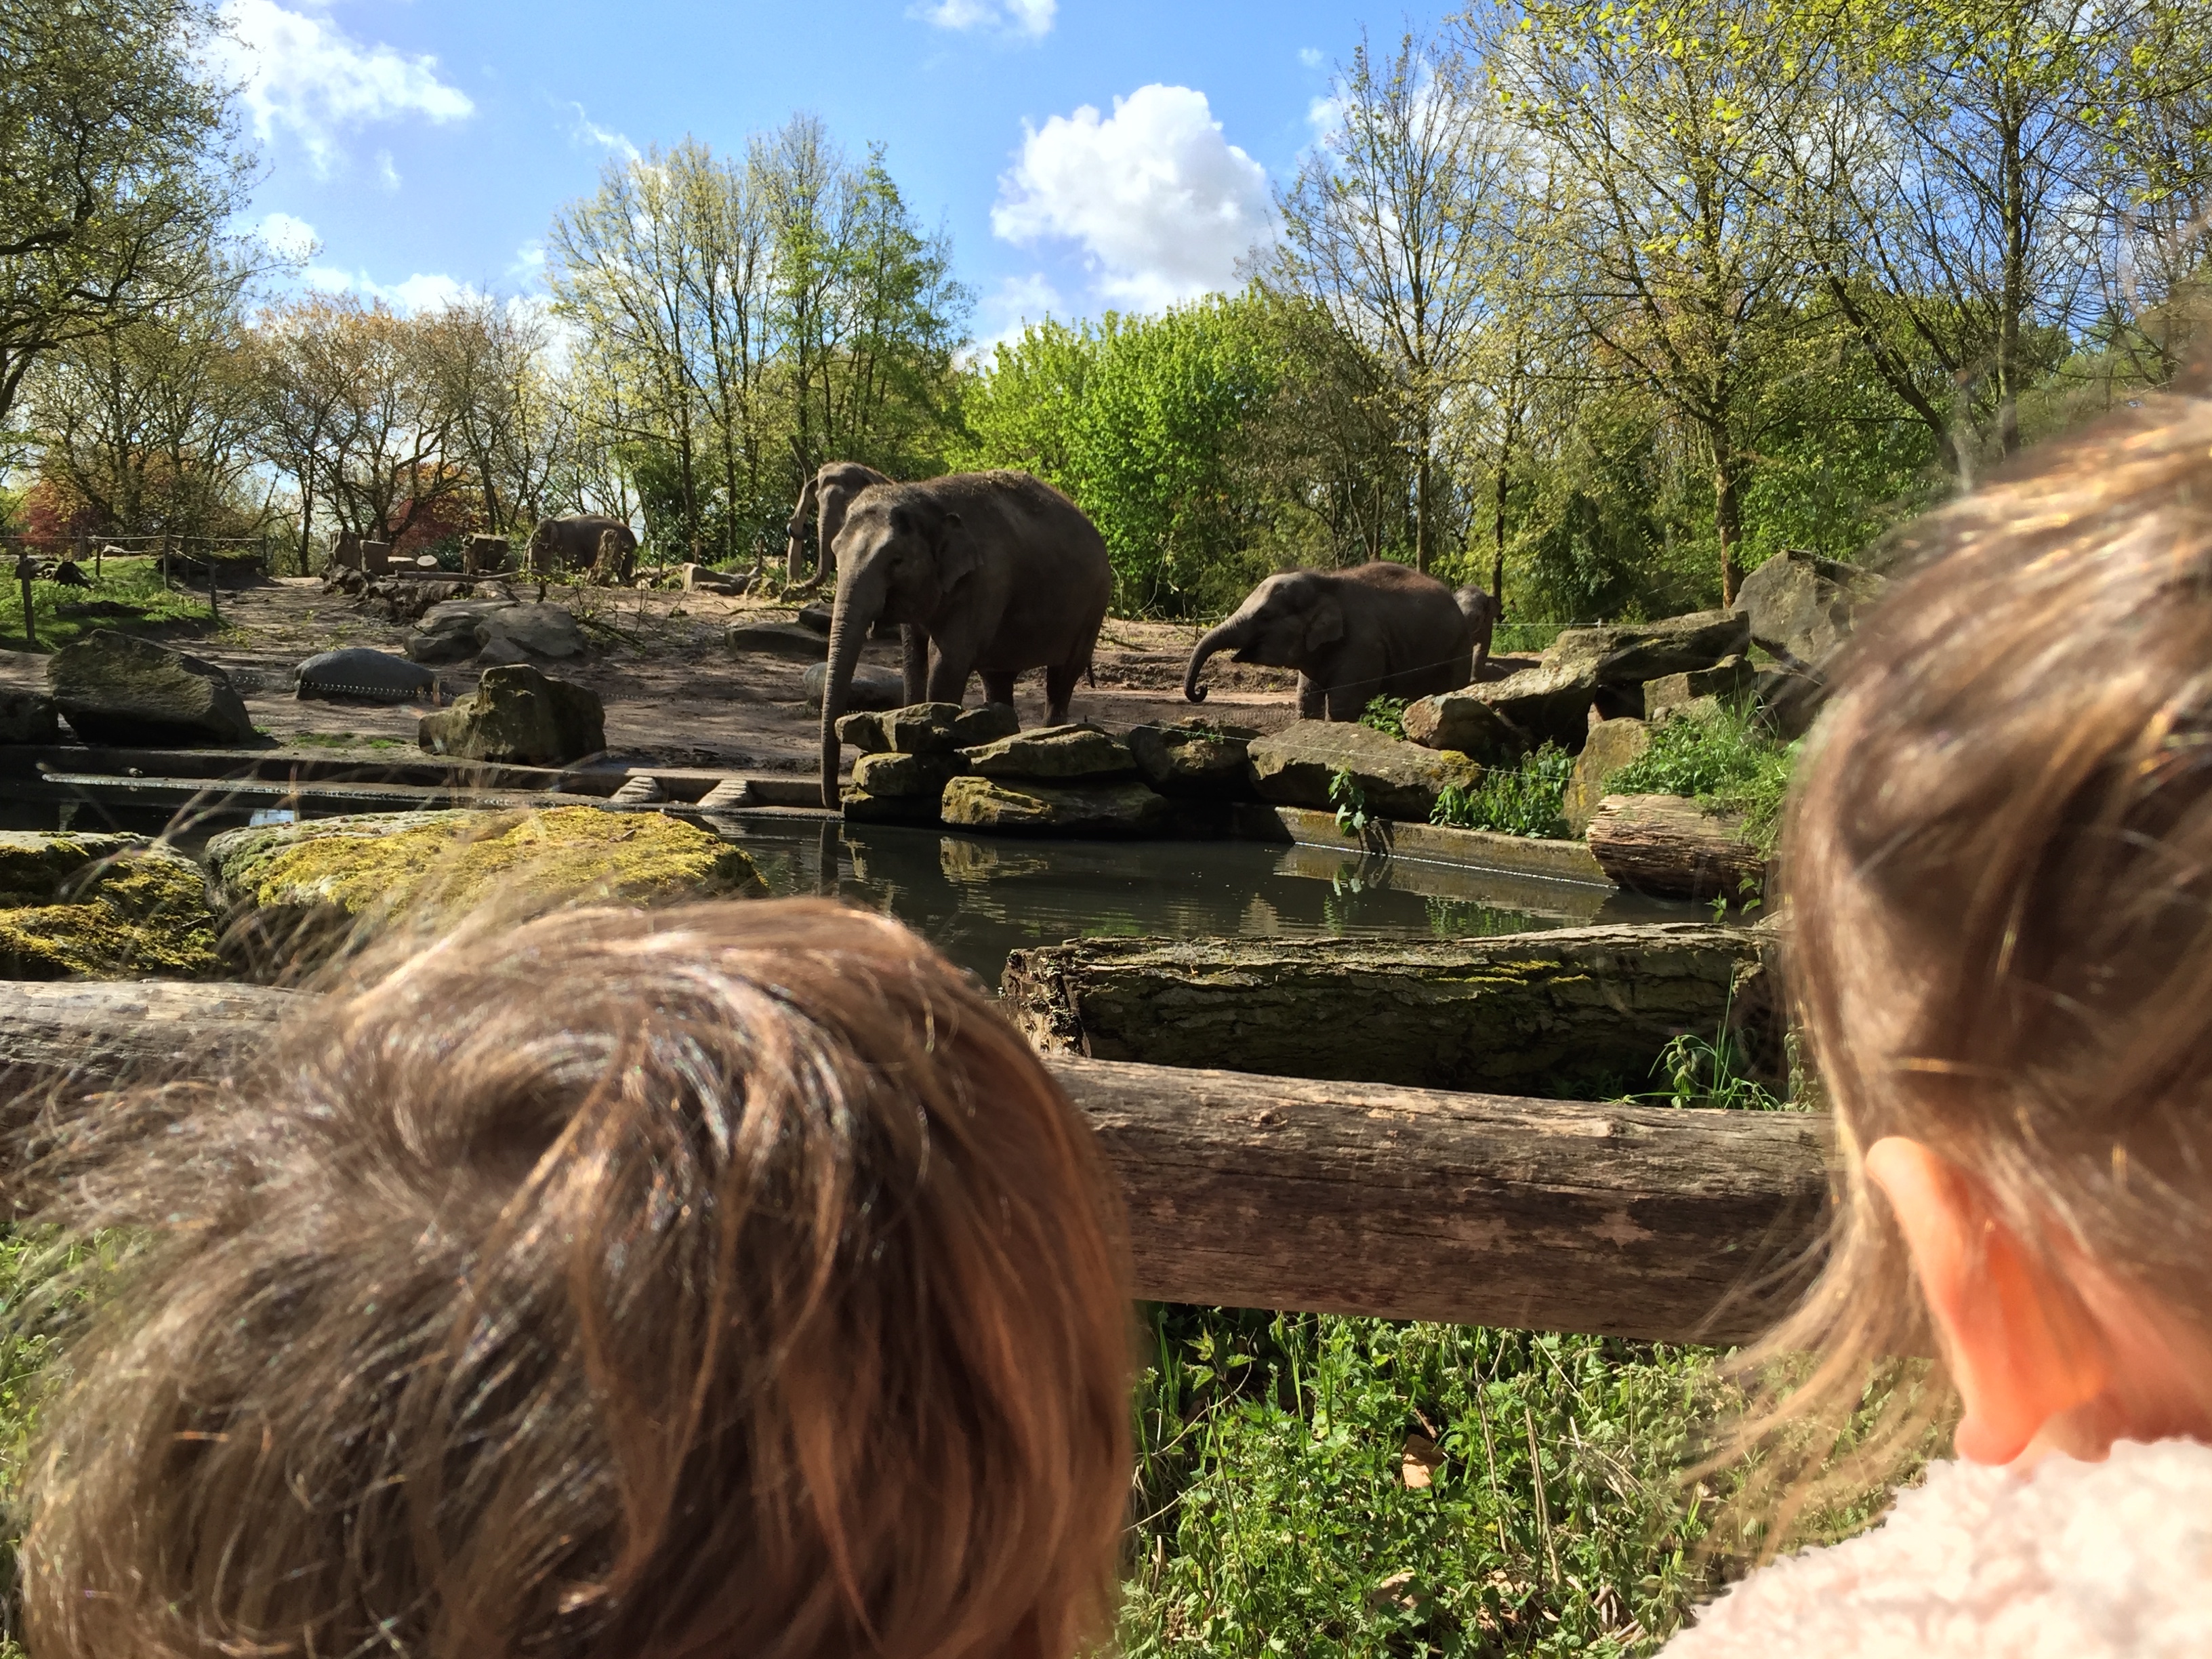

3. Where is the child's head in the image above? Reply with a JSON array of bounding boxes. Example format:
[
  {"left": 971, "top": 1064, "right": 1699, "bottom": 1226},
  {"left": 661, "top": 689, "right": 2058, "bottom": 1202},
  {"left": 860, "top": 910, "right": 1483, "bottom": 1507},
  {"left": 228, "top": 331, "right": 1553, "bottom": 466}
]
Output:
[
  {"left": 1770, "top": 392, "right": 2212, "bottom": 1473},
  {"left": 16, "top": 899, "right": 1134, "bottom": 1659}
]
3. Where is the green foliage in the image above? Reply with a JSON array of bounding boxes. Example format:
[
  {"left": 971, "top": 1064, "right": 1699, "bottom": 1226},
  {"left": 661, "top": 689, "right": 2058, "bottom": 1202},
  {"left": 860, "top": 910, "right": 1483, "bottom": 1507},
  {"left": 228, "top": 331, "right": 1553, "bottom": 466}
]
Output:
[
  {"left": 1605, "top": 706, "right": 1797, "bottom": 852},
  {"left": 0, "top": 554, "right": 216, "bottom": 651},
  {"left": 1122, "top": 1308, "right": 1735, "bottom": 1657},
  {"left": 1358, "top": 695, "right": 1408, "bottom": 740},
  {"left": 1433, "top": 743, "right": 1574, "bottom": 839},
  {"left": 1642, "top": 1031, "right": 1791, "bottom": 1113},
  {"left": 1330, "top": 767, "right": 1374, "bottom": 836}
]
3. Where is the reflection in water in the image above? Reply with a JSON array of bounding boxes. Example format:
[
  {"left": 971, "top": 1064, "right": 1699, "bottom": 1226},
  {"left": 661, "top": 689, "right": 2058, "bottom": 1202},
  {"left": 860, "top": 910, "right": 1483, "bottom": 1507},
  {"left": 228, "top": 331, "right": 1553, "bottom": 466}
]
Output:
[{"left": 709, "top": 816, "right": 1692, "bottom": 989}]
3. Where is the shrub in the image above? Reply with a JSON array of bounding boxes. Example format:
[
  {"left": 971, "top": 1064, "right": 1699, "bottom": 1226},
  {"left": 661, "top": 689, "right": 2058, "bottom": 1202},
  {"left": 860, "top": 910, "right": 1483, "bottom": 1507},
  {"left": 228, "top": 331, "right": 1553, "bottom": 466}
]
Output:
[
  {"left": 1605, "top": 705, "right": 1797, "bottom": 852},
  {"left": 1432, "top": 743, "right": 1574, "bottom": 838},
  {"left": 1359, "top": 695, "right": 1408, "bottom": 740}
]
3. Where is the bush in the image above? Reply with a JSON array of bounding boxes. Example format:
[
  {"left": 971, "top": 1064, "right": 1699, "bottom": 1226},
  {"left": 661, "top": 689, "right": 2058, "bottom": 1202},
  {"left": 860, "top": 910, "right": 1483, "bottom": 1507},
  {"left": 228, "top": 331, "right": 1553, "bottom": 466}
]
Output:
[
  {"left": 1358, "top": 695, "right": 1408, "bottom": 740},
  {"left": 1433, "top": 743, "right": 1574, "bottom": 838},
  {"left": 1605, "top": 705, "right": 1797, "bottom": 852}
]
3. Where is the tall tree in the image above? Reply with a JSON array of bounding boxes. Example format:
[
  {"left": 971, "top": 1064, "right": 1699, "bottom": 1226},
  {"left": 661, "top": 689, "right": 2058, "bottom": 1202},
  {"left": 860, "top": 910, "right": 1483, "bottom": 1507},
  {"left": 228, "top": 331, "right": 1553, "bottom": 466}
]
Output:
[
  {"left": 1270, "top": 30, "right": 1509, "bottom": 573},
  {"left": 1489, "top": 0, "right": 1824, "bottom": 602},
  {"left": 0, "top": 0, "right": 247, "bottom": 431}
]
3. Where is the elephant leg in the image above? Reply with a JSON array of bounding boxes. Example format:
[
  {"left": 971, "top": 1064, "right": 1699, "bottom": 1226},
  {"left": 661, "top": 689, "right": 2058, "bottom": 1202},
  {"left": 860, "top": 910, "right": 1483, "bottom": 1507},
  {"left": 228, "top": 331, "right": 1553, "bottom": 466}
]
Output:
[
  {"left": 981, "top": 670, "right": 1018, "bottom": 708},
  {"left": 1043, "top": 661, "right": 1080, "bottom": 724},
  {"left": 1296, "top": 674, "right": 1325, "bottom": 720},
  {"left": 926, "top": 650, "right": 977, "bottom": 706},
  {"left": 901, "top": 626, "right": 929, "bottom": 704}
]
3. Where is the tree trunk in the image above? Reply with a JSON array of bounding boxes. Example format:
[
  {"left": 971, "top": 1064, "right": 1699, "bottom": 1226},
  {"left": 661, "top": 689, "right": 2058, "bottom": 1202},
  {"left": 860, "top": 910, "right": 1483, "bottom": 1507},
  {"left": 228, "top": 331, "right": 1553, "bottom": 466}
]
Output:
[
  {"left": 0, "top": 981, "right": 1829, "bottom": 1343},
  {"left": 1713, "top": 431, "right": 1746, "bottom": 607},
  {"left": 1002, "top": 922, "right": 1781, "bottom": 1101},
  {"left": 1586, "top": 794, "right": 1767, "bottom": 903}
]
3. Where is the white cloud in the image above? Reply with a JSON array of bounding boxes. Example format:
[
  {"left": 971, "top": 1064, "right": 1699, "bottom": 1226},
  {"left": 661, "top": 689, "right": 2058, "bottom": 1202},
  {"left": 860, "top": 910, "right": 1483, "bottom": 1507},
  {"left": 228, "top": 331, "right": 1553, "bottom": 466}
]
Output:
[
  {"left": 302, "top": 265, "right": 478, "bottom": 314},
  {"left": 992, "top": 85, "right": 1274, "bottom": 311},
  {"left": 215, "top": 0, "right": 473, "bottom": 173},
  {"left": 375, "top": 149, "right": 401, "bottom": 190},
  {"left": 567, "top": 102, "right": 640, "bottom": 162},
  {"left": 962, "top": 272, "right": 1066, "bottom": 364},
  {"left": 914, "top": 0, "right": 1054, "bottom": 40},
  {"left": 1298, "top": 47, "right": 1325, "bottom": 68},
  {"left": 256, "top": 211, "right": 319, "bottom": 261}
]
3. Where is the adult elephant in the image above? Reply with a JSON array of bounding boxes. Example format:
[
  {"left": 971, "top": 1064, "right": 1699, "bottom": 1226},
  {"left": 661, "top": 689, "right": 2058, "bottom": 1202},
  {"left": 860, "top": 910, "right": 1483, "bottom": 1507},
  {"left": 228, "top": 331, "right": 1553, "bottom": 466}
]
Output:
[
  {"left": 527, "top": 514, "right": 638, "bottom": 583},
  {"left": 1184, "top": 562, "right": 1475, "bottom": 720},
  {"left": 819, "top": 471, "right": 1112, "bottom": 806},
  {"left": 785, "top": 460, "right": 892, "bottom": 591}
]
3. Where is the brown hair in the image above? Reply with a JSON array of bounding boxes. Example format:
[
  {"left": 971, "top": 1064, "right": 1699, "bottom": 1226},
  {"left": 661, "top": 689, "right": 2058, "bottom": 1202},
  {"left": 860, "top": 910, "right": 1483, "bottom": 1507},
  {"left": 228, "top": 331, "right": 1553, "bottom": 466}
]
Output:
[
  {"left": 14, "top": 898, "right": 1134, "bottom": 1659},
  {"left": 1744, "top": 391, "right": 2212, "bottom": 1508}
]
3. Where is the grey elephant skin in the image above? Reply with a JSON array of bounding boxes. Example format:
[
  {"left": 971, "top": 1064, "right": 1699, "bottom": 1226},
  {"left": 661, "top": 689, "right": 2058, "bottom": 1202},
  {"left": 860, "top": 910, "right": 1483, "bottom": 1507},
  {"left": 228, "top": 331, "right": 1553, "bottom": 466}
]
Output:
[
  {"left": 818, "top": 471, "right": 1113, "bottom": 806},
  {"left": 784, "top": 461, "right": 893, "bottom": 592},
  {"left": 1185, "top": 562, "right": 1476, "bottom": 720},
  {"left": 526, "top": 514, "right": 638, "bottom": 581}
]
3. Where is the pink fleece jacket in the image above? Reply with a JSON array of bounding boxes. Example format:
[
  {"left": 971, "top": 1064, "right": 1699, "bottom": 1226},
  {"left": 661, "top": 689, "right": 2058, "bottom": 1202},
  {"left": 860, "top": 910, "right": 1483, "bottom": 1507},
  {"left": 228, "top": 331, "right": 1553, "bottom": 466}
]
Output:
[{"left": 1659, "top": 1438, "right": 2212, "bottom": 1657}]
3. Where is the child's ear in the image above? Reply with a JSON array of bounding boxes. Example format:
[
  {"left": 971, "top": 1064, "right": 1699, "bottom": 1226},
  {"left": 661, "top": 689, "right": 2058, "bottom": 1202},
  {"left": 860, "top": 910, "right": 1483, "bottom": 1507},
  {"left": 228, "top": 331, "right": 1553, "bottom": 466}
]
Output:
[{"left": 1864, "top": 1137, "right": 2109, "bottom": 1464}]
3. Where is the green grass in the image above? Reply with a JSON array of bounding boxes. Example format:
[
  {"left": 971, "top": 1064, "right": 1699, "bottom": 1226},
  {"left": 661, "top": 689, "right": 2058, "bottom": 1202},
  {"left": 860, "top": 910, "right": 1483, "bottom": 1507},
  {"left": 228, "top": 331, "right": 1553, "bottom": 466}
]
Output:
[
  {"left": 290, "top": 732, "right": 409, "bottom": 751},
  {"left": 0, "top": 556, "right": 219, "bottom": 653},
  {"left": 1433, "top": 744, "right": 1574, "bottom": 839},
  {"left": 1122, "top": 1310, "right": 1736, "bottom": 1658},
  {"left": 1605, "top": 705, "right": 1797, "bottom": 853}
]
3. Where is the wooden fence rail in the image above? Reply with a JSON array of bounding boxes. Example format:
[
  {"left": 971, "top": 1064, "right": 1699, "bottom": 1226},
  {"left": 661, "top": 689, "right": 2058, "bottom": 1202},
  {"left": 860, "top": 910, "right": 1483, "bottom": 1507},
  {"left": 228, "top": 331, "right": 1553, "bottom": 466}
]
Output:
[{"left": 0, "top": 981, "right": 1833, "bottom": 1345}]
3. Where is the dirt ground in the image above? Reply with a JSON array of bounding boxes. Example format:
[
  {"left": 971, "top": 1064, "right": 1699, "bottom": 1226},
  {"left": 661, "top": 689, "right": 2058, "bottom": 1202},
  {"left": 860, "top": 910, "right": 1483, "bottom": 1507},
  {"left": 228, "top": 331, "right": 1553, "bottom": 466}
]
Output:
[{"left": 0, "top": 575, "right": 1309, "bottom": 773}]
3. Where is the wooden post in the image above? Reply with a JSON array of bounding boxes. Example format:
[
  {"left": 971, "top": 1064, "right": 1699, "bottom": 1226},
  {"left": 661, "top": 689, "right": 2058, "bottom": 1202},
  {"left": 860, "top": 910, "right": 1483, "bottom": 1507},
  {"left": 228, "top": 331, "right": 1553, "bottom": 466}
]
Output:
[
  {"left": 207, "top": 545, "right": 220, "bottom": 621},
  {"left": 14, "top": 553, "right": 35, "bottom": 647},
  {"left": 0, "top": 981, "right": 1832, "bottom": 1344},
  {"left": 78, "top": 531, "right": 94, "bottom": 583}
]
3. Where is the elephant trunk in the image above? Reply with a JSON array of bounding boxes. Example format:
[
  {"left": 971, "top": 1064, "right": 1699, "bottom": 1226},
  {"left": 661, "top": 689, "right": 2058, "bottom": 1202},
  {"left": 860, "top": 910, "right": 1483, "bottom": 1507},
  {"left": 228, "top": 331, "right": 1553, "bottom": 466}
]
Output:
[
  {"left": 1183, "top": 617, "right": 1249, "bottom": 704},
  {"left": 819, "top": 577, "right": 879, "bottom": 808}
]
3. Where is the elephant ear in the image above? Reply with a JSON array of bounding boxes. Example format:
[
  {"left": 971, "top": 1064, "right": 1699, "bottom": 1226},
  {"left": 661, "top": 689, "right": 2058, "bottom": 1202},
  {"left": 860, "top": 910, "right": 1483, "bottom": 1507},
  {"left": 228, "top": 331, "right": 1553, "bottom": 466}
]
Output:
[
  {"left": 1305, "top": 593, "right": 1347, "bottom": 651},
  {"left": 933, "top": 509, "right": 984, "bottom": 592}
]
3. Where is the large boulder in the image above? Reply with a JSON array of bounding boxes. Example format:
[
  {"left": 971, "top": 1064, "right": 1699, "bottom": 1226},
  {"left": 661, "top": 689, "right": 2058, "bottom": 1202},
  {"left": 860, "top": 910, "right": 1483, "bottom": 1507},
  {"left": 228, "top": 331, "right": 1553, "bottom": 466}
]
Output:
[
  {"left": 405, "top": 599, "right": 508, "bottom": 665},
  {"left": 295, "top": 647, "right": 438, "bottom": 704},
  {"left": 1732, "top": 550, "right": 1885, "bottom": 668},
  {"left": 1401, "top": 692, "right": 1532, "bottom": 766},
  {"left": 802, "top": 661, "right": 903, "bottom": 716},
  {"left": 1562, "top": 718, "right": 1653, "bottom": 838},
  {"left": 1443, "top": 661, "right": 1599, "bottom": 753},
  {"left": 1644, "top": 657, "right": 1755, "bottom": 718},
  {"left": 0, "top": 830, "right": 219, "bottom": 979},
  {"left": 1246, "top": 721, "right": 1480, "bottom": 821},
  {"left": 940, "top": 776, "right": 1169, "bottom": 836},
  {"left": 1548, "top": 611, "right": 1750, "bottom": 684},
  {"left": 476, "top": 603, "right": 585, "bottom": 661},
  {"left": 962, "top": 724, "right": 1135, "bottom": 781},
  {"left": 417, "top": 665, "right": 605, "bottom": 766},
  {"left": 1126, "top": 720, "right": 1258, "bottom": 800},
  {"left": 0, "top": 687, "right": 60, "bottom": 744},
  {"left": 205, "top": 805, "right": 766, "bottom": 977},
  {"left": 842, "top": 751, "right": 968, "bottom": 825},
  {"left": 726, "top": 620, "right": 827, "bottom": 660},
  {"left": 47, "top": 631, "right": 255, "bottom": 747},
  {"left": 835, "top": 702, "right": 1017, "bottom": 758}
]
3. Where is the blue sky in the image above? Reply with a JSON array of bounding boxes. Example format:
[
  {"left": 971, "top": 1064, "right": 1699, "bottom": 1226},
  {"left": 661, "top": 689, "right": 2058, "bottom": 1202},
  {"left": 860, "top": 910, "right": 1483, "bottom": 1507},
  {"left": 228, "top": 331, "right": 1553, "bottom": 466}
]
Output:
[{"left": 220, "top": 0, "right": 1450, "bottom": 346}]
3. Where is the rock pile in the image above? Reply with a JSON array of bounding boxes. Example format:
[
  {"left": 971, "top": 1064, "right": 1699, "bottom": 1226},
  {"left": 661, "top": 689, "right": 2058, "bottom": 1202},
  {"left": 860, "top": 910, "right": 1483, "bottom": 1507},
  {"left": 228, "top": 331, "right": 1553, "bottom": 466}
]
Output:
[
  {"left": 943, "top": 726, "right": 1166, "bottom": 835},
  {"left": 405, "top": 600, "right": 586, "bottom": 667},
  {"left": 836, "top": 702, "right": 1019, "bottom": 825}
]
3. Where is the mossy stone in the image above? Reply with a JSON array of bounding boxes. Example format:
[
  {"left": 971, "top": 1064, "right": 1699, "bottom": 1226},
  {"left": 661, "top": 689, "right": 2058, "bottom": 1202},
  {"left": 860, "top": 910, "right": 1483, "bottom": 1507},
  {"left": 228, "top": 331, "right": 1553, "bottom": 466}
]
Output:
[
  {"left": 48, "top": 630, "right": 255, "bottom": 747},
  {"left": 0, "top": 830, "right": 220, "bottom": 979},
  {"left": 205, "top": 805, "right": 766, "bottom": 977}
]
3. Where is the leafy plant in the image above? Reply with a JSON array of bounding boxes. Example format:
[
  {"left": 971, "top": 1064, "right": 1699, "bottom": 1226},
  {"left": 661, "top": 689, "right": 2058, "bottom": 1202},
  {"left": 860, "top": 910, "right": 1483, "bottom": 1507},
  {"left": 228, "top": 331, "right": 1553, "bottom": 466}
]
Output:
[
  {"left": 1359, "top": 695, "right": 1409, "bottom": 740},
  {"left": 1432, "top": 743, "right": 1574, "bottom": 838},
  {"left": 1330, "top": 767, "right": 1374, "bottom": 835},
  {"left": 1643, "top": 1029, "right": 1791, "bottom": 1113},
  {"left": 1605, "top": 704, "right": 1797, "bottom": 852}
]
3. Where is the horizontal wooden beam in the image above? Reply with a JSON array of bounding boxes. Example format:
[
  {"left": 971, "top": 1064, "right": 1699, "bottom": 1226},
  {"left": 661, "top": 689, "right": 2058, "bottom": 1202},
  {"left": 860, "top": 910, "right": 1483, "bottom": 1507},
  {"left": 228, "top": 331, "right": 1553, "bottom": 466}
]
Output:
[{"left": 0, "top": 982, "right": 1831, "bottom": 1345}]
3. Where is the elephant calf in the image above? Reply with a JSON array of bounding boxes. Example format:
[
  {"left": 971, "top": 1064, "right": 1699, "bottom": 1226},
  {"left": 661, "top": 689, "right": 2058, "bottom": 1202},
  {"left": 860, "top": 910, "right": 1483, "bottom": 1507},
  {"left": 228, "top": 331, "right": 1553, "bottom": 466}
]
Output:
[{"left": 1185, "top": 562, "right": 1477, "bottom": 720}]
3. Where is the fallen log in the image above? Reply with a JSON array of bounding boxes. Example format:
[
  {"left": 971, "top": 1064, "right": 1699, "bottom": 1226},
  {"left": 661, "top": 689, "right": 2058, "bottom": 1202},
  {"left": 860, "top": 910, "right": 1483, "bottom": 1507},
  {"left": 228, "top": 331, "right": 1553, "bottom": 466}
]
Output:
[
  {"left": 0, "top": 981, "right": 1829, "bottom": 1344},
  {"left": 1586, "top": 794, "right": 1768, "bottom": 903},
  {"left": 1001, "top": 922, "right": 1782, "bottom": 1100}
]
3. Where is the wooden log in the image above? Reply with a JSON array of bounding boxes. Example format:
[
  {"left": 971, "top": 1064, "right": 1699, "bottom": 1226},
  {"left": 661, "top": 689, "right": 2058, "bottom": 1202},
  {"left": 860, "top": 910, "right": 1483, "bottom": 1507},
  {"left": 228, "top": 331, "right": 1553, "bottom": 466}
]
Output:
[
  {"left": 1002, "top": 922, "right": 1782, "bottom": 1101},
  {"left": 1586, "top": 793, "right": 1769, "bottom": 903},
  {"left": 0, "top": 981, "right": 1830, "bottom": 1343}
]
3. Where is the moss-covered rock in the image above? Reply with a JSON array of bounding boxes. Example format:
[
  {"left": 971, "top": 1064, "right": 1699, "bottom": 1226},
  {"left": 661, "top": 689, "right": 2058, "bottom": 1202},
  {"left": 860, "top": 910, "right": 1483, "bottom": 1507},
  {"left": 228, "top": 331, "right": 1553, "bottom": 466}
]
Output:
[
  {"left": 205, "top": 805, "right": 766, "bottom": 977},
  {"left": 417, "top": 665, "right": 605, "bottom": 766},
  {"left": 0, "top": 830, "right": 220, "bottom": 979},
  {"left": 48, "top": 630, "right": 255, "bottom": 747}
]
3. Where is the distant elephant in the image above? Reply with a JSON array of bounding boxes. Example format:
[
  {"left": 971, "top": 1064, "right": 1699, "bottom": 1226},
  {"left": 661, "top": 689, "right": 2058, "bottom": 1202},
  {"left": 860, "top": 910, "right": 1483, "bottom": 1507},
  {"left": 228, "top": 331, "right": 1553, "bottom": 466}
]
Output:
[
  {"left": 1184, "top": 562, "right": 1475, "bottom": 720},
  {"left": 819, "top": 471, "right": 1113, "bottom": 806},
  {"left": 528, "top": 514, "right": 637, "bottom": 583},
  {"left": 785, "top": 461, "right": 893, "bottom": 592},
  {"left": 1456, "top": 577, "right": 1501, "bottom": 681}
]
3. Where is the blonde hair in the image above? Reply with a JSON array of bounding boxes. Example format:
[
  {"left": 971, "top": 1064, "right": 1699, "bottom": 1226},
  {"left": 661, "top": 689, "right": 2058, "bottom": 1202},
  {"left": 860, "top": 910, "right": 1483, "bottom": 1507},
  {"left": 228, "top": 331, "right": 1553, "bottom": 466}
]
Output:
[
  {"left": 14, "top": 898, "right": 1134, "bottom": 1659},
  {"left": 1742, "top": 392, "right": 2212, "bottom": 1512}
]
